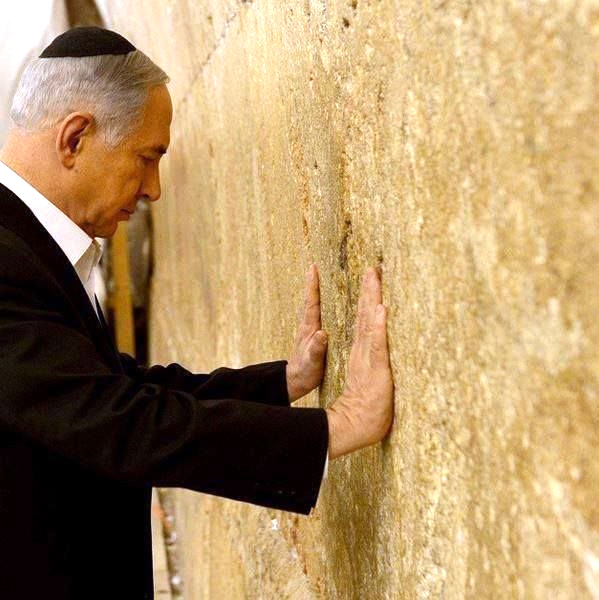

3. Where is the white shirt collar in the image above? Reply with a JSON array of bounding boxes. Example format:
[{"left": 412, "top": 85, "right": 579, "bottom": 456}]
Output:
[{"left": 0, "top": 159, "right": 102, "bottom": 309}]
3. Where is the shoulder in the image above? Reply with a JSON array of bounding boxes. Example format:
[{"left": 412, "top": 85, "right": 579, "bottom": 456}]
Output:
[
  {"left": 0, "top": 224, "right": 75, "bottom": 323},
  {"left": 0, "top": 223, "right": 58, "bottom": 285}
]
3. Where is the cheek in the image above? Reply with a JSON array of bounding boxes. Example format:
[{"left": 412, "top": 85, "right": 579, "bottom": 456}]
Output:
[{"left": 111, "top": 165, "right": 144, "bottom": 199}]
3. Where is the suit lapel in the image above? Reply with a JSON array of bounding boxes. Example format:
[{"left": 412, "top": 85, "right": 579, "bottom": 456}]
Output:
[
  {"left": 94, "top": 294, "right": 121, "bottom": 361},
  {"left": 0, "top": 182, "right": 122, "bottom": 369}
]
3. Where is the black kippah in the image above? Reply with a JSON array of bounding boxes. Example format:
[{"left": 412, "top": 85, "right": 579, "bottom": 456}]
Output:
[{"left": 40, "top": 26, "right": 136, "bottom": 58}]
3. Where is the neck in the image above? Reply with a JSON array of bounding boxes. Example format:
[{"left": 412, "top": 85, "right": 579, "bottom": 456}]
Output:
[
  {"left": 1, "top": 128, "right": 53, "bottom": 190},
  {"left": 0, "top": 128, "right": 75, "bottom": 216}
]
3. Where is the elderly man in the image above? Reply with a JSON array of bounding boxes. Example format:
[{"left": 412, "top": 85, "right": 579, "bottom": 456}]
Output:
[{"left": 0, "top": 27, "right": 394, "bottom": 599}]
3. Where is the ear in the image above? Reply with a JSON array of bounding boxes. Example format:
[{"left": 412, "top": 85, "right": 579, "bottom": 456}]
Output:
[{"left": 56, "top": 112, "right": 94, "bottom": 168}]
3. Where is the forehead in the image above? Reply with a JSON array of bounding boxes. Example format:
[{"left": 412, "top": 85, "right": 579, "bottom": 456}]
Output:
[{"left": 126, "top": 84, "right": 172, "bottom": 151}]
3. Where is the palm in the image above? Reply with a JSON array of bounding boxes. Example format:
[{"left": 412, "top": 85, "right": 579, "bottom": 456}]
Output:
[{"left": 286, "top": 265, "right": 328, "bottom": 401}]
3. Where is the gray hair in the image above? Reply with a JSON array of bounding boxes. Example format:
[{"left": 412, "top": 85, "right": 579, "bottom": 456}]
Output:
[{"left": 10, "top": 50, "right": 169, "bottom": 147}]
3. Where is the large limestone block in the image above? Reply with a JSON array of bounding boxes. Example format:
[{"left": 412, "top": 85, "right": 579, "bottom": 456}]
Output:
[{"left": 100, "top": 1, "right": 599, "bottom": 598}]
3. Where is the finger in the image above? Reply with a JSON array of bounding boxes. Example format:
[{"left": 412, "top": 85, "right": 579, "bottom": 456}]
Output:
[
  {"left": 369, "top": 267, "right": 382, "bottom": 305},
  {"left": 355, "top": 268, "right": 382, "bottom": 344},
  {"left": 370, "top": 304, "right": 391, "bottom": 369},
  {"left": 296, "top": 265, "right": 316, "bottom": 323},
  {"left": 357, "top": 268, "right": 382, "bottom": 321},
  {"left": 303, "top": 264, "right": 321, "bottom": 329}
]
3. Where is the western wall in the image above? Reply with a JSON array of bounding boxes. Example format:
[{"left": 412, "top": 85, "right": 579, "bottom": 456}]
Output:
[{"left": 98, "top": 1, "right": 599, "bottom": 598}]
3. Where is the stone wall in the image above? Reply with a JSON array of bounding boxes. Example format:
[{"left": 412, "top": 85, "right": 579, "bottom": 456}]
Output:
[{"left": 99, "top": 1, "right": 599, "bottom": 598}]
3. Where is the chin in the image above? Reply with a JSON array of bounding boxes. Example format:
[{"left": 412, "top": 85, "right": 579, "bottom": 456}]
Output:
[{"left": 96, "top": 222, "right": 120, "bottom": 239}]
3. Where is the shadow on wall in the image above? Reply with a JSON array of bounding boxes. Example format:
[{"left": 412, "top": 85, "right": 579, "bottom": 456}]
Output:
[{"left": 65, "top": 0, "right": 103, "bottom": 27}]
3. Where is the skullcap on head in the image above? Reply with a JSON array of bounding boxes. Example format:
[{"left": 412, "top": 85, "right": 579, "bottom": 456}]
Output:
[{"left": 39, "top": 26, "right": 136, "bottom": 58}]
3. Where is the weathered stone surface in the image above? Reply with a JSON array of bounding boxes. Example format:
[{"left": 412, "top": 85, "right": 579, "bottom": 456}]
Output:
[{"left": 99, "top": 1, "right": 599, "bottom": 598}]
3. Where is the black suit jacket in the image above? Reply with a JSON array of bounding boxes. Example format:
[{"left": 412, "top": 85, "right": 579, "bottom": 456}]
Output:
[{"left": 0, "top": 183, "right": 329, "bottom": 599}]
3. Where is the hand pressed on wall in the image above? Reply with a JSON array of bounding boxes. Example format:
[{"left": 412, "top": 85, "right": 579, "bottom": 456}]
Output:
[
  {"left": 326, "top": 267, "right": 394, "bottom": 459},
  {"left": 286, "top": 264, "right": 328, "bottom": 402}
]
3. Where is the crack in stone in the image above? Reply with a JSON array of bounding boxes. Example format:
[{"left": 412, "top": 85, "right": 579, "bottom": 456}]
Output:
[{"left": 176, "top": 1, "right": 250, "bottom": 114}]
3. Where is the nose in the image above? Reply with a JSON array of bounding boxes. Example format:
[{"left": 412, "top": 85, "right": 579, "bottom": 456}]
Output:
[{"left": 141, "top": 161, "right": 161, "bottom": 202}]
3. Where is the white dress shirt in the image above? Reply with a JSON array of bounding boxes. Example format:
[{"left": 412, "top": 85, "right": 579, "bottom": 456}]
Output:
[{"left": 0, "top": 159, "right": 102, "bottom": 313}]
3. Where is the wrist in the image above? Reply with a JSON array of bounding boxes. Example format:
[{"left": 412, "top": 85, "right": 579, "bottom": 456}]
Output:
[
  {"left": 325, "top": 404, "right": 352, "bottom": 460},
  {"left": 285, "top": 363, "right": 301, "bottom": 402}
]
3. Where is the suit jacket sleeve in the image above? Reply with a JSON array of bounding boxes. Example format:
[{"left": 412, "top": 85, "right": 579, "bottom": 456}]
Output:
[
  {"left": 119, "top": 353, "right": 292, "bottom": 407},
  {"left": 0, "top": 241, "right": 328, "bottom": 515}
]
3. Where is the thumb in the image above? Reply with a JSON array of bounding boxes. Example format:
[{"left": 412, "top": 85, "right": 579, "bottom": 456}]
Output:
[{"left": 309, "top": 330, "right": 328, "bottom": 357}]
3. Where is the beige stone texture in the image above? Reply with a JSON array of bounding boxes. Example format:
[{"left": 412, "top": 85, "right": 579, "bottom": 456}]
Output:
[{"left": 99, "top": 1, "right": 599, "bottom": 598}]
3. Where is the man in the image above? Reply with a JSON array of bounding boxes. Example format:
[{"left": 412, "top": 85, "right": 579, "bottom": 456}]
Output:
[{"left": 0, "top": 27, "right": 394, "bottom": 599}]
